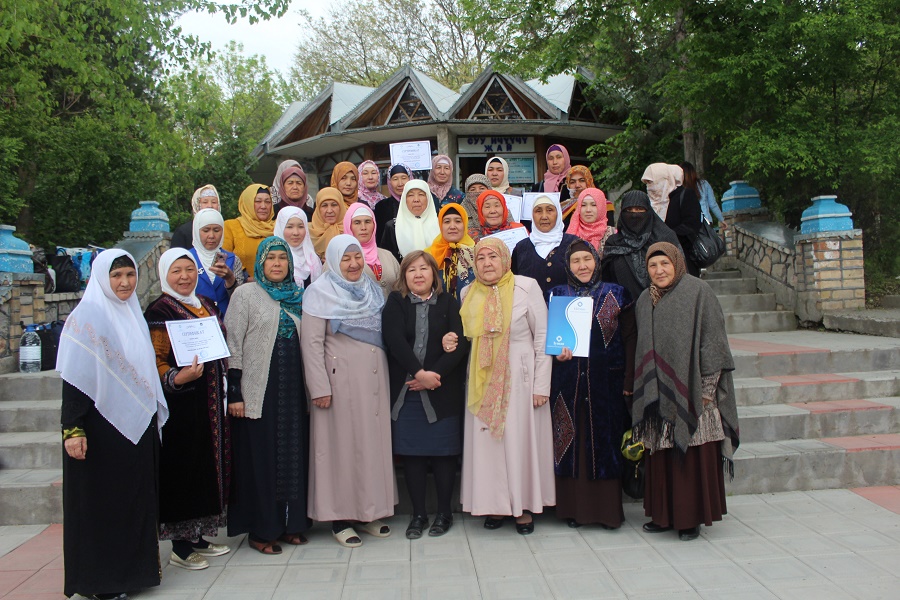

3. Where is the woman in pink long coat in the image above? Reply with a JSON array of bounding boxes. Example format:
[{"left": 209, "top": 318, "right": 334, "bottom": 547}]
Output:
[{"left": 459, "top": 237, "right": 555, "bottom": 535}]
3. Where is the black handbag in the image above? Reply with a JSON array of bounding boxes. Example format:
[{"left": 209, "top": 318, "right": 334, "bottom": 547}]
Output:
[
  {"left": 689, "top": 216, "right": 726, "bottom": 268},
  {"left": 48, "top": 254, "right": 81, "bottom": 293}
]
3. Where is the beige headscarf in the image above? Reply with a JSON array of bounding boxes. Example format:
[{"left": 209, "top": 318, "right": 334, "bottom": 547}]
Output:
[
  {"left": 641, "top": 163, "right": 676, "bottom": 220},
  {"left": 190, "top": 184, "right": 219, "bottom": 215}
]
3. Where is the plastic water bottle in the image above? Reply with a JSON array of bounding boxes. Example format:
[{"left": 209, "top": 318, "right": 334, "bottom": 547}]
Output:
[{"left": 19, "top": 324, "right": 41, "bottom": 373}]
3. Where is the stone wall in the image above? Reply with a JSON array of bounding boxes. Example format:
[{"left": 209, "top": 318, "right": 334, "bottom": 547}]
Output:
[
  {"left": 795, "top": 231, "right": 865, "bottom": 322},
  {"left": 114, "top": 231, "right": 171, "bottom": 309},
  {"left": 732, "top": 225, "right": 797, "bottom": 311},
  {"left": 44, "top": 292, "right": 84, "bottom": 322}
]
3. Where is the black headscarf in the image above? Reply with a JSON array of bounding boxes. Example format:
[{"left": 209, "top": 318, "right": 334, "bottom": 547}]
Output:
[
  {"left": 564, "top": 239, "right": 604, "bottom": 297},
  {"left": 601, "top": 190, "right": 681, "bottom": 299}
]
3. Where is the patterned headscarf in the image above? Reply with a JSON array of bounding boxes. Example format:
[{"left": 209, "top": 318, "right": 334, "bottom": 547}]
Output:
[
  {"left": 562, "top": 165, "right": 595, "bottom": 219},
  {"left": 190, "top": 184, "right": 220, "bottom": 214},
  {"left": 459, "top": 237, "right": 515, "bottom": 439},
  {"left": 357, "top": 160, "right": 386, "bottom": 208},
  {"left": 564, "top": 239, "right": 604, "bottom": 296},
  {"left": 330, "top": 161, "right": 359, "bottom": 206},
  {"left": 462, "top": 173, "right": 491, "bottom": 224},
  {"left": 254, "top": 237, "right": 304, "bottom": 338},
  {"left": 427, "top": 154, "right": 454, "bottom": 202}
]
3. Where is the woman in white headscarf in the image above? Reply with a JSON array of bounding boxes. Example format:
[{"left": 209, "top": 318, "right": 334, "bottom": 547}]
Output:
[
  {"left": 302, "top": 234, "right": 397, "bottom": 548},
  {"left": 144, "top": 248, "right": 232, "bottom": 572},
  {"left": 274, "top": 206, "right": 323, "bottom": 289},
  {"left": 641, "top": 163, "right": 676, "bottom": 220},
  {"left": 171, "top": 184, "right": 221, "bottom": 249},
  {"left": 511, "top": 195, "right": 580, "bottom": 301},
  {"left": 379, "top": 180, "right": 441, "bottom": 263},
  {"left": 485, "top": 156, "right": 524, "bottom": 197},
  {"left": 190, "top": 208, "right": 246, "bottom": 315},
  {"left": 59, "top": 249, "right": 168, "bottom": 599}
]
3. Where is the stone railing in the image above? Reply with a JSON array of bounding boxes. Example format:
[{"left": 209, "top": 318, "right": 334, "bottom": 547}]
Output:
[
  {"left": 721, "top": 183, "right": 865, "bottom": 325},
  {"left": 0, "top": 201, "right": 171, "bottom": 373}
]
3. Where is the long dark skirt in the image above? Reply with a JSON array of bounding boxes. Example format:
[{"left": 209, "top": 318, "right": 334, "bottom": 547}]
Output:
[
  {"left": 63, "top": 404, "right": 160, "bottom": 597},
  {"left": 555, "top": 403, "right": 624, "bottom": 527},
  {"left": 228, "top": 335, "right": 311, "bottom": 541},
  {"left": 643, "top": 441, "right": 726, "bottom": 530}
]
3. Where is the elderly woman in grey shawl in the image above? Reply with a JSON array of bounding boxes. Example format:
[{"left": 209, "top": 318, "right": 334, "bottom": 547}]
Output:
[{"left": 629, "top": 242, "right": 739, "bottom": 542}]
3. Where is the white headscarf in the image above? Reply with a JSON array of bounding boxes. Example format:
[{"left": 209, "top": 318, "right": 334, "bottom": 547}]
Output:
[
  {"left": 642, "top": 163, "right": 676, "bottom": 220},
  {"left": 669, "top": 164, "right": 684, "bottom": 186},
  {"left": 190, "top": 184, "right": 220, "bottom": 214},
  {"left": 56, "top": 249, "right": 168, "bottom": 444},
  {"left": 302, "top": 234, "right": 385, "bottom": 321},
  {"left": 274, "top": 206, "right": 322, "bottom": 288},
  {"left": 486, "top": 156, "right": 511, "bottom": 193},
  {"left": 396, "top": 180, "right": 441, "bottom": 257},
  {"left": 158, "top": 248, "right": 202, "bottom": 308},
  {"left": 529, "top": 195, "right": 564, "bottom": 259},
  {"left": 191, "top": 208, "right": 224, "bottom": 282}
]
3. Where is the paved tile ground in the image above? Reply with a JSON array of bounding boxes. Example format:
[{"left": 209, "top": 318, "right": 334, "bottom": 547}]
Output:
[{"left": 1, "top": 488, "right": 899, "bottom": 600}]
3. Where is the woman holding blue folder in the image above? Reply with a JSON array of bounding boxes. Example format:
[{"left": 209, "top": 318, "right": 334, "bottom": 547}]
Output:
[{"left": 549, "top": 240, "right": 636, "bottom": 529}]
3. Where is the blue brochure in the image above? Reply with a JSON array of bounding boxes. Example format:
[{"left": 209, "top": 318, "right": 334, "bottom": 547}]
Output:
[{"left": 545, "top": 295, "right": 593, "bottom": 357}]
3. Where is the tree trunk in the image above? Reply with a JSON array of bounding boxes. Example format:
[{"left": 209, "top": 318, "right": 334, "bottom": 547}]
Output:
[{"left": 674, "top": 5, "right": 706, "bottom": 173}]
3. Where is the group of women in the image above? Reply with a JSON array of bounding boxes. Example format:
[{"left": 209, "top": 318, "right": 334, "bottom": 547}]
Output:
[{"left": 59, "top": 147, "right": 737, "bottom": 600}]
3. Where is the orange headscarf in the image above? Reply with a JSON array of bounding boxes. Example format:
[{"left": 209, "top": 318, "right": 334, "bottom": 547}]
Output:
[
  {"left": 476, "top": 190, "right": 525, "bottom": 237},
  {"left": 428, "top": 203, "right": 475, "bottom": 265},
  {"left": 330, "top": 161, "right": 359, "bottom": 207},
  {"left": 309, "top": 188, "right": 348, "bottom": 258}
]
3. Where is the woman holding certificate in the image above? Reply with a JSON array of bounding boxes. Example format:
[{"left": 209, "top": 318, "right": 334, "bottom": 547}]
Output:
[
  {"left": 470, "top": 190, "right": 524, "bottom": 243},
  {"left": 59, "top": 249, "right": 167, "bottom": 599},
  {"left": 145, "top": 248, "right": 231, "bottom": 570},
  {"left": 302, "top": 234, "right": 397, "bottom": 548},
  {"left": 548, "top": 240, "right": 636, "bottom": 529},
  {"left": 224, "top": 237, "right": 310, "bottom": 555},
  {"left": 459, "top": 237, "right": 554, "bottom": 535},
  {"left": 630, "top": 242, "right": 739, "bottom": 541},
  {"left": 511, "top": 195, "right": 579, "bottom": 301}
]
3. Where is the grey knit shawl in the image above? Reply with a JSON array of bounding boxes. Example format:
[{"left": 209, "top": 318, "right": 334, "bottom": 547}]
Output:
[{"left": 630, "top": 274, "right": 740, "bottom": 465}]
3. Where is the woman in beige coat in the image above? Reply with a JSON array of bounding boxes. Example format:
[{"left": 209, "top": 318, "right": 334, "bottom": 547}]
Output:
[
  {"left": 459, "top": 237, "right": 555, "bottom": 535},
  {"left": 301, "top": 234, "right": 397, "bottom": 547}
]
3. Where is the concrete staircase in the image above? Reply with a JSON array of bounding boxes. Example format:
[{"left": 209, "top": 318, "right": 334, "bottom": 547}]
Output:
[
  {"left": 1, "top": 332, "right": 899, "bottom": 523},
  {"left": 705, "top": 269, "right": 798, "bottom": 334}
]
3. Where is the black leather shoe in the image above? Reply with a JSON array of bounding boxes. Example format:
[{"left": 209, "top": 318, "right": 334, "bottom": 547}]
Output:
[
  {"left": 406, "top": 515, "right": 429, "bottom": 539},
  {"left": 565, "top": 518, "right": 581, "bottom": 528},
  {"left": 642, "top": 521, "right": 673, "bottom": 533},
  {"left": 429, "top": 513, "right": 453, "bottom": 537},
  {"left": 515, "top": 513, "right": 534, "bottom": 535},
  {"left": 483, "top": 516, "right": 504, "bottom": 530},
  {"left": 679, "top": 526, "right": 700, "bottom": 541}
]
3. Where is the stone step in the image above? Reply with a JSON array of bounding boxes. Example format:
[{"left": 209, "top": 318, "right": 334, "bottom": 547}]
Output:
[
  {"left": 726, "top": 311, "right": 798, "bottom": 334},
  {"left": 726, "top": 433, "right": 900, "bottom": 495},
  {"left": 0, "top": 432, "right": 61, "bottom": 469},
  {"left": 702, "top": 270, "right": 743, "bottom": 280},
  {"left": 733, "top": 370, "right": 900, "bottom": 406},
  {"left": 0, "top": 371, "right": 62, "bottom": 402},
  {"left": 0, "top": 469, "right": 62, "bottom": 525},
  {"left": 738, "top": 397, "right": 900, "bottom": 443},
  {"left": 717, "top": 293, "right": 777, "bottom": 313},
  {"left": 730, "top": 343, "right": 900, "bottom": 379},
  {"left": 0, "top": 400, "right": 60, "bottom": 432},
  {"left": 705, "top": 277, "right": 757, "bottom": 295}
]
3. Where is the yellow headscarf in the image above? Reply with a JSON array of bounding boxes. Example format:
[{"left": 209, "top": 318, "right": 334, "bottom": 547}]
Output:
[
  {"left": 427, "top": 203, "right": 475, "bottom": 265},
  {"left": 459, "top": 237, "right": 515, "bottom": 439},
  {"left": 236, "top": 184, "right": 275, "bottom": 238},
  {"left": 309, "top": 187, "right": 348, "bottom": 258}
]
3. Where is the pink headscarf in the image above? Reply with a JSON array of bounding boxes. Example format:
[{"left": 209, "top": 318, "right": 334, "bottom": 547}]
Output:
[
  {"left": 543, "top": 144, "right": 571, "bottom": 193},
  {"left": 427, "top": 155, "right": 453, "bottom": 202},
  {"left": 566, "top": 188, "right": 609, "bottom": 250},
  {"left": 342, "top": 202, "right": 381, "bottom": 274},
  {"left": 357, "top": 160, "right": 386, "bottom": 209},
  {"left": 279, "top": 166, "right": 308, "bottom": 209}
]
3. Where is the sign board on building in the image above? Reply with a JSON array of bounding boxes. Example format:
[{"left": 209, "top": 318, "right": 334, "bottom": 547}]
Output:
[
  {"left": 458, "top": 136, "right": 535, "bottom": 154},
  {"left": 505, "top": 156, "right": 537, "bottom": 184}
]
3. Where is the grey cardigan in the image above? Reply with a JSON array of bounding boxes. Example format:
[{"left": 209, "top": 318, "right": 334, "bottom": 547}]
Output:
[{"left": 224, "top": 282, "right": 302, "bottom": 419}]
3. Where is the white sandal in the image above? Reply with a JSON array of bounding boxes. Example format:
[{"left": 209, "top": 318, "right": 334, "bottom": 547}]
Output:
[
  {"left": 332, "top": 527, "right": 362, "bottom": 548},
  {"left": 359, "top": 520, "right": 391, "bottom": 538}
]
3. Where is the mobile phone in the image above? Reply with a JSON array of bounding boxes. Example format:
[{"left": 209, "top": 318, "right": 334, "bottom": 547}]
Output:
[{"left": 214, "top": 251, "right": 226, "bottom": 265}]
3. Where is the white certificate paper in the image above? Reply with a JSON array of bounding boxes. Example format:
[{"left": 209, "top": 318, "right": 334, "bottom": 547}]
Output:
[
  {"left": 484, "top": 227, "right": 529, "bottom": 254},
  {"left": 521, "top": 192, "right": 560, "bottom": 221},
  {"left": 505, "top": 194, "right": 524, "bottom": 222},
  {"left": 165, "top": 317, "right": 231, "bottom": 367},
  {"left": 389, "top": 141, "right": 433, "bottom": 171},
  {"left": 546, "top": 295, "right": 593, "bottom": 357}
]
